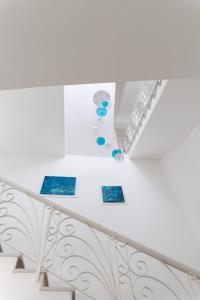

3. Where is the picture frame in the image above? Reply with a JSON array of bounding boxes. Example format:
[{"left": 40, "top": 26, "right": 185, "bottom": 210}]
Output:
[
  {"left": 40, "top": 176, "right": 77, "bottom": 197},
  {"left": 101, "top": 186, "right": 126, "bottom": 204}
]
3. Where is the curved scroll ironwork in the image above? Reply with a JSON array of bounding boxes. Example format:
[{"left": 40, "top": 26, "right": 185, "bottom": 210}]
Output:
[
  {"left": 121, "top": 80, "right": 162, "bottom": 154},
  {"left": 0, "top": 182, "right": 50, "bottom": 262},
  {"left": 0, "top": 178, "right": 200, "bottom": 300},
  {"left": 41, "top": 211, "right": 200, "bottom": 300}
]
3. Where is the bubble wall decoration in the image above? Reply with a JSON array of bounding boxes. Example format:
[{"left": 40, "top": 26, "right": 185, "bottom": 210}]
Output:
[
  {"left": 96, "top": 107, "right": 108, "bottom": 118},
  {"left": 93, "top": 90, "right": 125, "bottom": 162},
  {"left": 112, "top": 149, "right": 122, "bottom": 158},
  {"left": 96, "top": 136, "right": 106, "bottom": 146},
  {"left": 93, "top": 90, "right": 111, "bottom": 107},
  {"left": 102, "top": 100, "right": 109, "bottom": 108}
]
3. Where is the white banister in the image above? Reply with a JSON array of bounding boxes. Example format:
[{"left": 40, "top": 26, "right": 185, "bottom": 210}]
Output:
[
  {"left": 121, "top": 80, "right": 165, "bottom": 154},
  {"left": 0, "top": 176, "right": 200, "bottom": 300}
]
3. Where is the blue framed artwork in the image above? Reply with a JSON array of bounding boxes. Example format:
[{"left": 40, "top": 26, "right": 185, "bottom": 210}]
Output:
[
  {"left": 101, "top": 186, "right": 125, "bottom": 204},
  {"left": 40, "top": 176, "right": 77, "bottom": 196}
]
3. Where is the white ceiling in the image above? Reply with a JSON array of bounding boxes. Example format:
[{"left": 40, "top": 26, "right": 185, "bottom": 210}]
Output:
[
  {"left": 130, "top": 79, "right": 200, "bottom": 159},
  {"left": 0, "top": 86, "right": 65, "bottom": 156},
  {"left": 0, "top": 1, "right": 200, "bottom": 90}
]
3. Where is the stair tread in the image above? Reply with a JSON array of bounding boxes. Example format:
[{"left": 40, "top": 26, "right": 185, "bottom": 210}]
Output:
[
  {"left": 0, "top": 252, "right": 18, "bottom": 257},
  {"left": 13, "top": 267, "right": 36, "bottom": 273},
  {"left": 40, "top": 286, "right": 75, "bottom": 292}
]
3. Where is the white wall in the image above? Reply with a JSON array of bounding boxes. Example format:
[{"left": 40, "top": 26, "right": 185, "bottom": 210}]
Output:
[
  {"left": 131, "top": 79, "right": 200, "bottom": 159},
  {"left": 161, "top": 121, "right": 200, "bottom": 250},
  {"left": 64, "top": 83, "right": 117, "bottom": 156},
  {"left": 0, "top": 86, "right": 65, "bottom": 156},
  {"left": 0, "top": 154, "right": 199, "bottom": 269}
]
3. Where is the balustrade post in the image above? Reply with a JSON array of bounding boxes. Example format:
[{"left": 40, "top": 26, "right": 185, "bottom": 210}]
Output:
[{"left": 35, "top": 206, "right": 53, "bottom": 282}]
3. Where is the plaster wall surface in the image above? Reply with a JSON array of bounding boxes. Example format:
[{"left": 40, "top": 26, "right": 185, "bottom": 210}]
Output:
[
  {"left": 161, "top": 121, "right": 200, "bottom": 250},
  {"left": 0, "top": 86, "right": 65, "bottom": 156},
  {"left": 0, "top": 154, "right": 199, "bottom": 269}
]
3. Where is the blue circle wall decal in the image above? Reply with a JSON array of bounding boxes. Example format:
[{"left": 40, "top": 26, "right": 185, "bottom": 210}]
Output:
[
  {"left": 96, "top": 137, "right": 106, "bottom": 146},
  {"left": 112, "top": 149, "right": 122, "bottom": 158},
  {"left": 96, "top": 107, "right": 107, "bottom": 117},
  {"left": 102, "top": 100, "right": 109, "bottom": 107}
]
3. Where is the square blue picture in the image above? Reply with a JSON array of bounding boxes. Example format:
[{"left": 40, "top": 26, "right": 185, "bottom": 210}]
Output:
[
  {"left": 40, "top": 176, "right": 76, "bottom": 196},
  {"left": 101, "top": 186, "right": 125, "bottom": 203}
]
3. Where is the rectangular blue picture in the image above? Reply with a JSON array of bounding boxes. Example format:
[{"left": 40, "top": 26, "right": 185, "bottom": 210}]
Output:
[
  {"left": 101, "top": 186, "right": 125, "bottom": 203},
  {"left": 40, "top": 176, "right": 77, "bottom": 196}
]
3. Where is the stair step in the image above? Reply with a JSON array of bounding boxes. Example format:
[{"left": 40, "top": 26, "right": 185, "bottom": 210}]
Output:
[
  {"left": 1, "top": 269, "right": 73, "bottom": 300},
  {"left": 0, "top": 252, "right": 18, "bottom": 257},
  {"left": 40, "top": 287, "right": 75, "bottom": 300},
  {"left": 40, "top": 286, "right": 75, "bottom": 292},
  {"left": 39, "top": 271, "right": 75, "bottom": 298},
  {"left": 13, "top": 267, "right": 36, "bottom": 273},
  {"left": 0, "top": 252, "right": 36, "bottom": 274}
]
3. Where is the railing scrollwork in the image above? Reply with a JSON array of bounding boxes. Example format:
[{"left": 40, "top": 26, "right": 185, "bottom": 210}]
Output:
[
  {"left": 0, "top": 177, "right": 200, "bottom": 300},
  {"left": 121, "top": 80, "right": 163, "bottom": 154}
]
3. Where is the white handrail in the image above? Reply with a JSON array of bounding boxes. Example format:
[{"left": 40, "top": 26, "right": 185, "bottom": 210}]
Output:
[{"left": 1, "top": 176, "right": 200, "bottom": 280}]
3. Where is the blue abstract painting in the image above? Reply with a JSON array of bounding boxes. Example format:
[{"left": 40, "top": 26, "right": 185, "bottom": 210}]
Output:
[
  {"left": 101, "top": 186, "right": 125, "bottom": 203},
  {"left": 40, "top": 176, "right": 76, "bottom": 196}
]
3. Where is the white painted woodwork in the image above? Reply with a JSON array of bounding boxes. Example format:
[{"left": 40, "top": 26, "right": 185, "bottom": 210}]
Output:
[{"left": 0, "top": 256, "right": 72, "bottom": 300}]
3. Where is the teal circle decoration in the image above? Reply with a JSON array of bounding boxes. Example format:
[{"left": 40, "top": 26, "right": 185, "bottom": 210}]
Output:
[
  {"left": 112, "top": 149, "right": 122, "bottom": 158},
  {"left": 102, "top": 100, "right": 109, "bottom": 108},
  {"left": 96, "top": 107, "right": 107, "bottom": 117},
  {"left": 96, "top": 137, "right": 106, "bottom": 146}
]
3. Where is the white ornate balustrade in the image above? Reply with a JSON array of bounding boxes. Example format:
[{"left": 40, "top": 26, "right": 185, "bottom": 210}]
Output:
[
  {"left": 0, "top": 177, "right": 200, "bottom": 300},
  {"left": 121, "top": 80, "right": 163, "bottom": 154}
]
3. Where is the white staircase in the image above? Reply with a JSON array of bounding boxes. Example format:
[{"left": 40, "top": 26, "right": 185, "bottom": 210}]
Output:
[
  {"left": 0, "top": 250, "right": 74, "bottom": 300},
  {"left": 0, "top": 177, "right": 200, "bottom": 300}
]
